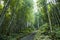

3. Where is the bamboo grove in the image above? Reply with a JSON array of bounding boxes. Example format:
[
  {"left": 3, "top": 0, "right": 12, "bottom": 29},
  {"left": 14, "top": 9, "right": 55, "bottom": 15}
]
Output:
[{"left": 0, "top": 0, "right": 60, "bottom": 40}]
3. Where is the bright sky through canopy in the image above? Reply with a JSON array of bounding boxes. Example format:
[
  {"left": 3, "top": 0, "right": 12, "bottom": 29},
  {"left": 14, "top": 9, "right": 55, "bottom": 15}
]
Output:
[
  {"left": 0, "top": 0, "right": 4, "bottom": 7},
  {"left": 47, "top": 0, "right": 56, "bottom": 4},
  {"left": 33, "top": 0, "right": 38, "bottom": 13},
  {"left": 0, "top": 1, "right": 4, "bottom": 5},
  {"left": 33, "top": 0, "right": 37, "bottom": 2}
]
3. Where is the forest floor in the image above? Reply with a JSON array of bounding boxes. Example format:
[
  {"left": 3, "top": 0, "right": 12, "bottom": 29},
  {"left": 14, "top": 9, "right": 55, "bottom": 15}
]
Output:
[{"left": 21, "top": 30, "right": 38, "bottom": 40}]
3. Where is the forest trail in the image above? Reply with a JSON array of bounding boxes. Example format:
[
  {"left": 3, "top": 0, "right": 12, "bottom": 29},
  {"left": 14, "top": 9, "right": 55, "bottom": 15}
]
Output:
[{"left": 21, "top": 30, "right": 38, "bottom": 40}]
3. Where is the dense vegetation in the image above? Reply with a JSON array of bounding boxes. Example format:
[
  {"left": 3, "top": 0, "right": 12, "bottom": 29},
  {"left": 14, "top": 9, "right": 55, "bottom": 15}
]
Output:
[{"left": 0, "top": 0, "right": 60, "bottom": 40}]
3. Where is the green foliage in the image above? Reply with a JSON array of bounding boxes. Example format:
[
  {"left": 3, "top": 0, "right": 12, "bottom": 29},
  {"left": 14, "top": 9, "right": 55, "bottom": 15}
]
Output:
[
  {"left": 0, "top": 4, "right": 3, "bottom": 14},
  {"left": 0, "top": 0, "right": 60, "bottom": 40},
  {"left": 0, "top": 0, "right": 35, "bottom": 40},
  {"left": 34, "top": 23, "right": 50, "bottom": 40},
  {"left": 20, "top": 27, "right": 34, "bottom": 38}
]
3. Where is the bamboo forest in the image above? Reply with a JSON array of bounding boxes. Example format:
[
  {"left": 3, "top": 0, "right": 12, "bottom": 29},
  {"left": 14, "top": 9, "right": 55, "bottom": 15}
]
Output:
[{"left": 0, "top": 0, "right": 60, "bottom": 40}]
